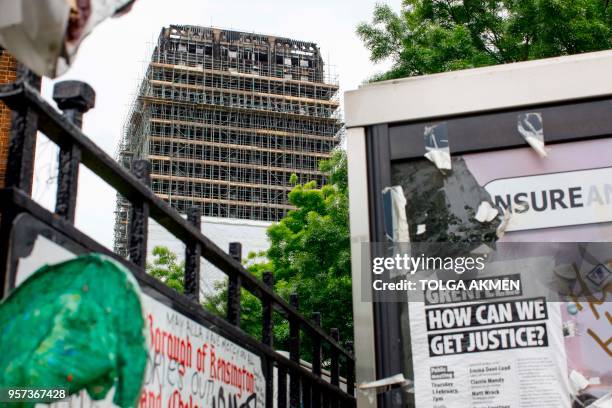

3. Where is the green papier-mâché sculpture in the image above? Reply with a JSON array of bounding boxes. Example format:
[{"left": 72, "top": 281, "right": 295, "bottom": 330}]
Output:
[{"left": 0, "top": 254, "right": 147, "bottom": 407}]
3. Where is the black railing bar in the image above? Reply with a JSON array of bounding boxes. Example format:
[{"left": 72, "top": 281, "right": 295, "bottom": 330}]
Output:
[
  {"left": 1, "top": 187, "right": 355, "bottom": 402},
  {"left": 0, "top": 81, "right": 352, "bottom": 359},
  {"left": 278, "top": 366, "right": 288, "bottom": 408}
]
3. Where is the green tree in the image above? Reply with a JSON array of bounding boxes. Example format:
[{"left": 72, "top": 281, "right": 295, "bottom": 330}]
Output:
[
  {"left": 147, "top": 246, "right": 185, "bottom": 292},
  {"left": 357, "top": 0, "right": 612, "bottom": 80}
]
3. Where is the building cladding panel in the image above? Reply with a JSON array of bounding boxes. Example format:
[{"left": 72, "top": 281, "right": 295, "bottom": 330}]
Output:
[{"left": 114, "top": 25, "right": 341, "bottom": 256}]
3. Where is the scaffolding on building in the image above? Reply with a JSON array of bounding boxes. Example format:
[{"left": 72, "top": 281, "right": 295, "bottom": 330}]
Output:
[{"left": 113, "top": 25, "right": 342, "bottom": 257}]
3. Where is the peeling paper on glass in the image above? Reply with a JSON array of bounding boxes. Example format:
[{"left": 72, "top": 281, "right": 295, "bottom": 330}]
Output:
[
  {"left": 517, "top": 112, "right": 547, "bottom": 158},
  {"left": 423, "top": 122, "right": 452, "bottom": 172}
]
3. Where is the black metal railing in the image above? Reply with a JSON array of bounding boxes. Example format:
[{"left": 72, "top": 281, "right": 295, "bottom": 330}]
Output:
[{"left": 0, "top": 71, "right": 355, "bottom": 408}]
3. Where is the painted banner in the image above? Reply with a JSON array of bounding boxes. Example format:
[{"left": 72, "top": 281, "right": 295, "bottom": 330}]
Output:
[
  {"left": 13, "top": 238, "right": 266, "bottom": 408},
  {"left": 138, "top": 294, "right": 266, "bottom": 408}
]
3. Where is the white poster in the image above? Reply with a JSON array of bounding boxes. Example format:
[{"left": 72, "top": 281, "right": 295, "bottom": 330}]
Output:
[
  {"left": 138, "top": 294, "right": 266, "bottom": 408},
  {"left": 408, "top": 259, "right": 570, "bottom": 408}
]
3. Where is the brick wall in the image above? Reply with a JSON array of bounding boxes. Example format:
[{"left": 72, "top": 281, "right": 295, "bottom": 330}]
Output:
[{"left": 0, "top": 48, "right": 18, "bottom": 188}]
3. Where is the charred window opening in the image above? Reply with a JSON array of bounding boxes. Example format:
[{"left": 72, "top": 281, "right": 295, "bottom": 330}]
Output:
[{"left": 391, "top": 157, "right": 501, "bottom": 248}]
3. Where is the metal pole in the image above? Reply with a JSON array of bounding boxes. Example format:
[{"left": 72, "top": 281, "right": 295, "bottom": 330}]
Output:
[{"left": 52, "top": 81, "right": 95, "bottom": 222}]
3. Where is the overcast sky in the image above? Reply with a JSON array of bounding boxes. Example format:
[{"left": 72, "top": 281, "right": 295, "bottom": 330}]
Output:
[{"left": 33, "top": 0, "right": 401, "bottom": 249}]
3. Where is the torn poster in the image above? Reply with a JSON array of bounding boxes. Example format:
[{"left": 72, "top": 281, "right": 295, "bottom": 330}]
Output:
[
  {"left": 423, "top": 122, "right": 451, "bottom": 172},
  {"left": 358, "top": 373, "right": 414, "bottom": 404},
  {"left": 517, "top": 112, "right": 547, "bottom": 158},
  {"left": 382, "top": 186, "right": 410, "bottom": 242},
  {"left": 495, "top": 207, "right": 511, "bottom": 239},
  {"left": 416, "top": 224, "right": 426, "bottom": 235},
  {"left": 391, "top": 157, "right": 501, "bottom": 249},
  {"left": 475, "top": 201, "right": 499, "bottom": 223}
]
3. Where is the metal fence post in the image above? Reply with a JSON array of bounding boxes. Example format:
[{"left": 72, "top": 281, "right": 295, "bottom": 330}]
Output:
[
  {"left": 262, "top": 271, "right": 274, "bottom": 408},
  {"left": 311, "top": 312, "right": 322, "bottom": 408},
  {"left": 128, "top": 160, "right": 150, "bottom": 269},
  {"left": 52, "top": 81, "right": 95, "bottom": 222},
  {"left": 303, "top": 378, "right": 312, "bottom": 408},
  {"left": 330, "top": 328, "right": 340, "bottom": 387},
  {"left": 4, "top": 64, "right": 41, "bottom": 195},
  {"left": 330, "top": 328, "right": 340, "bottom": 408},
  {"left": 184, "top": 206, "right": 201, "bottom": 300},
  {"left": 345, "top": 341, "right": 355, "bottom": 399},
  {"left": 52, "top": 80, "right": 95, "bottom": 128},
  {"left": 278, "top": 365, "right": 287, "bottom": 408},
  {"left": 227, "top": 241, "right": 242, "bottom": 326},
  {"left": 289, "top": 293, "right": 300, "bottom": 408}
]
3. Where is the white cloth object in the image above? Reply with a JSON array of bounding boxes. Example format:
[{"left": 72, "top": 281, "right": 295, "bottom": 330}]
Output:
[{"left": 0, "top": 0, "right": 133, "bottom": 77}]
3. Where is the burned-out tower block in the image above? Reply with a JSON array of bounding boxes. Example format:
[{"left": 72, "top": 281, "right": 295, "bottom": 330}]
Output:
[{"left": 114, "top": 26, "right": 341, "bottom": 256}]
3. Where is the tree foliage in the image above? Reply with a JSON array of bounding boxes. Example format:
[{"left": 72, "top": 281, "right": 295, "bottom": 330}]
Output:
[
  {"left": 357, "top": 0, "right": 612, "bottom": 80},
  {"left": 147, "top": 246, "right": 185, "bottom": 292}
]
